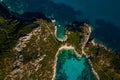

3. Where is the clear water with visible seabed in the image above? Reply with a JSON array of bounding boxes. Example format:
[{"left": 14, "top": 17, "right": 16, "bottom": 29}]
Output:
[{"left": 55, "top": 49, "right": 97, "bottom": 80}]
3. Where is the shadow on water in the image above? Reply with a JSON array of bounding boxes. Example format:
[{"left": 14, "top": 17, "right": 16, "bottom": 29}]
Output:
[
  {"left": 93, "top": 19, "right": 120, "bottom": 51},
  {"left": 16, "top": 12, "right": 51, "bottom": 21},
  {"left": 1, "top": 0, "right": 83, "bottom": 24},
  {"left": 65, "top": 19, "right": 89, "bottom": 33},
  {"left": 1, "top": 0, "right": 120, "bottom": 52},
  {"left": 0, "top": 2, "right": 12, "bottom": 18},
  {"left": 0, "top": 1, "right": 50, "bottom": 21}
]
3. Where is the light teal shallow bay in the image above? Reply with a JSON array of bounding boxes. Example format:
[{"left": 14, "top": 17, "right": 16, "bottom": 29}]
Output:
[
  {"left": 56, "top": 25, "right": 66, "bottom": 39},
  {"left": 55, "top": 49, "right": 97, "bottom": 80}
]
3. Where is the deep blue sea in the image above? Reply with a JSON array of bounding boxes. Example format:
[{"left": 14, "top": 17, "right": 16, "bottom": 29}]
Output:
[{"left": 1, "top": 0, "right": 120, "bottom": 51}]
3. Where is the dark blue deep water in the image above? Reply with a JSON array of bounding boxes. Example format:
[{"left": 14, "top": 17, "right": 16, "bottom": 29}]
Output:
[{"left": 1, "top": 0, "right": 120, "bottom": 51}]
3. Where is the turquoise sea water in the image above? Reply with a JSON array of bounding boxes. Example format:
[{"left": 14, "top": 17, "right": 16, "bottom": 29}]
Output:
[
  {"left": 56, "top": 25, "right": 66, "bottom": 39},
  {"left": 1, "top": 0, "right": 120, "bottom": 51},
  {"left": 55, "top": 49, "right": 97, "bottom": 80},
  {"left": 54, "top": 21, "right": 66, "bottom": 39}
]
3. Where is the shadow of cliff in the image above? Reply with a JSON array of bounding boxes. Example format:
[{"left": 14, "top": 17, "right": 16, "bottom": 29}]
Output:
[
  {"left": 93, "top": 19, "right": 120, "bottom": 52},
  {"left": 0, "top": 0, "right": 83, "bottom": 23}
]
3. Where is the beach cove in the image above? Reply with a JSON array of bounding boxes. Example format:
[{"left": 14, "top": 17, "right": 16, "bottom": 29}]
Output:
[
  {"left": 0, "top": 1, "right": 120, "bottom": 79},
  {"left": 52, "top": 45, "right": 98, "bottom": 80},
  {"left": 52, "top": 20, "right": 99, "bottom": 80}
]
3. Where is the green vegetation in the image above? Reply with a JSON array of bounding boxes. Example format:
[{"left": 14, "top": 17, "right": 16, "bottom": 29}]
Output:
[
  {"left": 9, "top": 19, "right": 61, "bottom": 80},
  {"left": 66, "top": 25, "right": 89, "bottom": 54},
  {"left": 0, "top": 15, "right": 120, "bottom": 80},
  {"left": 85, "top": 43, "right": 120, "bottom": 80},
  {"left": 0, "top": 16, "right": 38, "bottom": 80},
  {"left": 66, "top": 31, "right": 82, "bottom": 54}
]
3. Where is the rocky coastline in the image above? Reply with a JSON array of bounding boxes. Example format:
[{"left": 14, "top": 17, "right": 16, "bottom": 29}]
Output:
[{"left": 52, "top": 23, "right": 100, "bottom": 80}]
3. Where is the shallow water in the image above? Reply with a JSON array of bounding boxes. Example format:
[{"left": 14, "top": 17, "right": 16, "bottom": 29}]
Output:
[
  {"left": 56, "top": 25, "right": 66, "bottom": 39},
  {"left": 2, "top": 0, "right": 120, "bottom": 51},
  {"left": 54, "top": 21, "right": 66, "bottom": 39},
  {"left": 55, "top": 49, "right": 97, "bottom": 80}
]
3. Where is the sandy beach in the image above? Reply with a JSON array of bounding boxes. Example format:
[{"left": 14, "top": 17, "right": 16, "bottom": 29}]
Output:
[
  {"left": 52, "top": 44, "right": 81, "bottom": 80},
  {"left": 52, "top": 24, "right": 100, "bottom": 80},
  {"left": 52, "top": 44, "right": 100, "bottom": 80},
  {"left": 52, "top": 19, "right": 68, "bottom": 42}
]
